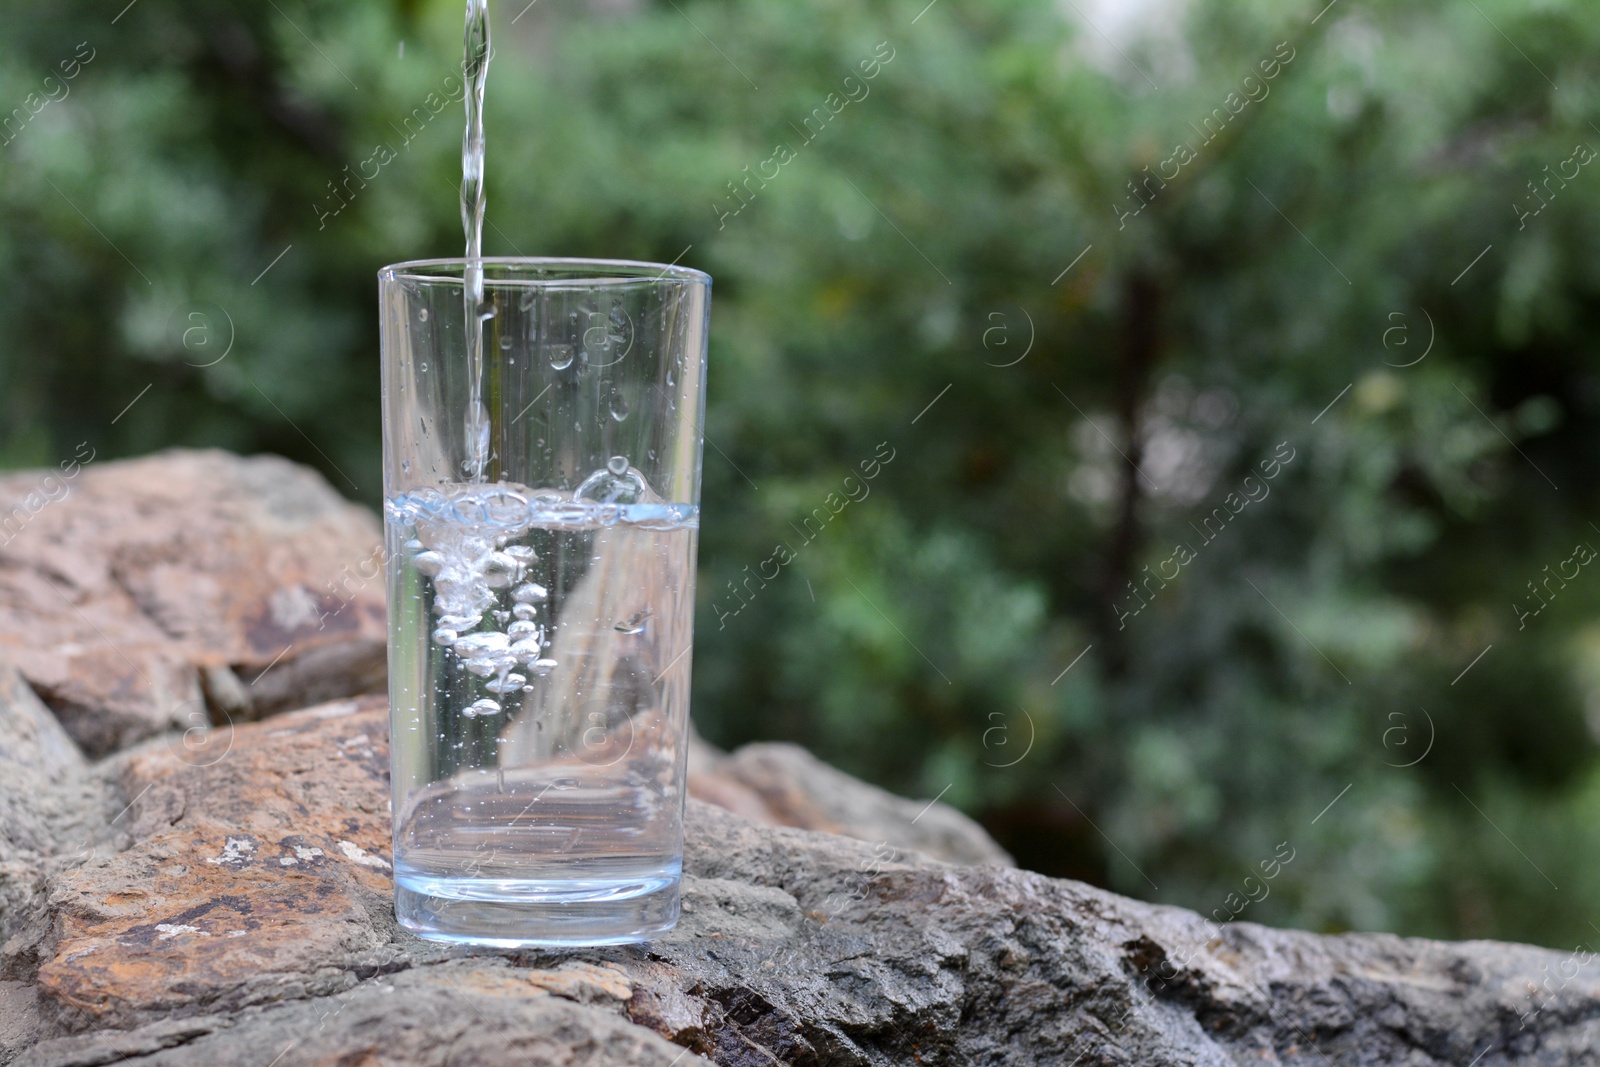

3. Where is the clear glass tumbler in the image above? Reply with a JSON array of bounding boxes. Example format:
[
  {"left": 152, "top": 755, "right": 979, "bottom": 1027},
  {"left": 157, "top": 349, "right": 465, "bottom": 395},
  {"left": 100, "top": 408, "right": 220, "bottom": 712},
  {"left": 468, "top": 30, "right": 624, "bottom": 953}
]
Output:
[{"left": 378, "top": 258, "right": 710, "bottom": 946}]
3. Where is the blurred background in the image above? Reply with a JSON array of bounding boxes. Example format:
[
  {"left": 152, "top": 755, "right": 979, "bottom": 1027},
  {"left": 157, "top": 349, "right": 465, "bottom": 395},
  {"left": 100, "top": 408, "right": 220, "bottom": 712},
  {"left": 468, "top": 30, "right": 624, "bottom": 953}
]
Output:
[{"left": 3, "top": 0, "right": 1599, "bottom": 949}]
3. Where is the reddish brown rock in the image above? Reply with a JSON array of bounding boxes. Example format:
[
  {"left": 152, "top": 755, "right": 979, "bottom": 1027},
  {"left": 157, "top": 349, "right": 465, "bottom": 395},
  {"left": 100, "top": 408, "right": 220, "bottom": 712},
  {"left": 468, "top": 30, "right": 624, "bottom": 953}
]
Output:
[
  {"left": 33, "top": 699, "right": 394, "bottom": 1030},
  {"left": 0, "top": 450, "right": 387, "bottom": 757}
]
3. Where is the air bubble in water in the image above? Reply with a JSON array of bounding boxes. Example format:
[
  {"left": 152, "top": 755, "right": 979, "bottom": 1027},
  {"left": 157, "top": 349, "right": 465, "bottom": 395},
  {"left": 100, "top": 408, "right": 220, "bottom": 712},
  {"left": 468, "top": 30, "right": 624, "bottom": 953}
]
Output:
[
  {"left": 512, "top": 582, "right": 548, "bottom": 603},
  {"left": 512, "top": 603, "right": 538, "bottom": 620},
  {"left": 482, "top": 551, "right": 521, "bottom": 588},
  {"left": 484, "top": 673, "right": 525, "bottom": 694},
  {"left": 456, "top": 632, "right": 510, "bottom": 657},
  {"left": 505, "top": 545, "right": 538, "bottom": 563},
  {"left": 419, "top": 309, "right": 429, "bottom": 322},
  {"left": 413, "top": 551, "right": 444, "bottom": 577},
  {"left": 432, "top": 627, "right": 458, "bottom": 646},
  {"left": 530, "top": 658, "right": 559, "bottom": 675},
  {"left": 508, "top": 620, "right": 540, "bottom": 640},
  {"left": 464, "top": 698, "right": 501, "bottom": 717}
]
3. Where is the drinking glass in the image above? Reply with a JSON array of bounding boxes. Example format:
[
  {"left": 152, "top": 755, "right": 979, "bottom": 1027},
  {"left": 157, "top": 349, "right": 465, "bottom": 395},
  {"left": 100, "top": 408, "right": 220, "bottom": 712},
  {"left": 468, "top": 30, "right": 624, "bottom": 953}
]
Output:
[{"left": 378, "top": 257, "right": 710, "bottom": 946}]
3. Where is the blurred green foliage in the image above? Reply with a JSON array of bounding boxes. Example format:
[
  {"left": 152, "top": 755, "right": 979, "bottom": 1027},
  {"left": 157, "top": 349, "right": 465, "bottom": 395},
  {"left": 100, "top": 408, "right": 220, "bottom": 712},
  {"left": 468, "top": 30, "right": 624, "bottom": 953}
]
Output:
[{"left": 4, "top": 0, "right": 1600, "bottom": 948}]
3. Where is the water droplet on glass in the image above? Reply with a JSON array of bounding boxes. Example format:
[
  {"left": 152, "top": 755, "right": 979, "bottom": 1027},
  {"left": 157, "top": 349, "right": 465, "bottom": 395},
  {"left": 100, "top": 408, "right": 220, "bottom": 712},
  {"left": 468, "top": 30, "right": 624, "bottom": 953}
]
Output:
[
  {"left": 549, "top": 344, "right": 575, "bottom": 370},
  {"left": 401, "top": 459, "right": 411, "bottom": 473},
  {"left": 419, "top": 362, "right": 428, "bottom": 372},
  {"left": 610, "top": 394, "right": 630, "bottom": 422},
  {"left": 574, "top": 460, "right": 646, "bottom": 505},
  {"left": 614, "top": 608, "right": 652, "bottom": 635},
  {"left": 499, "top": 336, "right": 513, "bottom": 350}
]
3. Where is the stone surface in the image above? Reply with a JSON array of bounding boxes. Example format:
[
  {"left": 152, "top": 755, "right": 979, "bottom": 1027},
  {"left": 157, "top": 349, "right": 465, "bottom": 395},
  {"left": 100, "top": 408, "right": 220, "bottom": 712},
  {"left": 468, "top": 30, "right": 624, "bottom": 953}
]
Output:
[
  {"left": 5, "top": 699, "right": 1598, "bottom": 1066},
  {"left": 0, "top": 660, "right": 113, "bottom": 948},
  {"left": 0, "top": 450, "right": 387, "bottom": 758},
  {"left": 2, "top": 449, "right": 1597, "bottom": 1063},
  {"left": 688, "top": 739, "right": 1012, "bottom": 868}
]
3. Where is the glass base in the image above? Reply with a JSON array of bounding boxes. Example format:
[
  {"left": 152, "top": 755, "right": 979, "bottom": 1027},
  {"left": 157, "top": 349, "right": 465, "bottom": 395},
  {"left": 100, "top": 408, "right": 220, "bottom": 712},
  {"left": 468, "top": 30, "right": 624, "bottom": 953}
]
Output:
[{"left": 394, "top": 873, "right": 681, "bottom": 947}]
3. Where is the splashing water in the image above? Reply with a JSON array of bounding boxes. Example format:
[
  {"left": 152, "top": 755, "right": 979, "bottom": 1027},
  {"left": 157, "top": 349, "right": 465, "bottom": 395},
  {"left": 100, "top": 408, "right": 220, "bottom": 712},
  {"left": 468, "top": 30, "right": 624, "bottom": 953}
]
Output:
[{"left": 461, "top": 0, "right": 492, "bottom": 481}]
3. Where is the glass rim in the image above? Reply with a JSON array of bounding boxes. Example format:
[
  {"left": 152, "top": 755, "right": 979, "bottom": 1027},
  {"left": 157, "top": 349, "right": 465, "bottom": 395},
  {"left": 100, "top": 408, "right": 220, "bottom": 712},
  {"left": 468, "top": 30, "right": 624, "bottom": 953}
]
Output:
[{"left": 378, "top": 256, "right": 710, "bottom": 288}]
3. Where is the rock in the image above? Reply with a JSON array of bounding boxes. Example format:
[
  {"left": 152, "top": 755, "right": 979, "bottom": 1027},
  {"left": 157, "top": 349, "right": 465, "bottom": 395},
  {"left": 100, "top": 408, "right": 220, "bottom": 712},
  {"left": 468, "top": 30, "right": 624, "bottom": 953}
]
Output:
[
  {"left": 688, "top": 739, "right": 1012, "bottom": 867},
  {"left": 6, "top": 699, "right": 1599, "bottom": 1066},
  {"left": 0, "top": 450, "right": 387, "bottom": 757},
  {"left": 13, "top": 964, "right": 694, "bottom": 1067},
  {"left": 0, "top": 659, "right": 112, "bottom": 947},
  {"left": 2, "top": 449, "right": 1595, "bottom": 1062},
  {"left": 27, "top": 699, "right": 396, "bottom": 1031}
]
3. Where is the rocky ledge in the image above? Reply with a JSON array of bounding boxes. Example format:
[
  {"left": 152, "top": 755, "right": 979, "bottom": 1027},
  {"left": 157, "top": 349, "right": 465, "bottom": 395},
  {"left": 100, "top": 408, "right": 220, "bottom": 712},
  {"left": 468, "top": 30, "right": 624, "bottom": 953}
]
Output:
[{"left": 1, "top": 451, "right": 1597, "bottom": 1066}]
